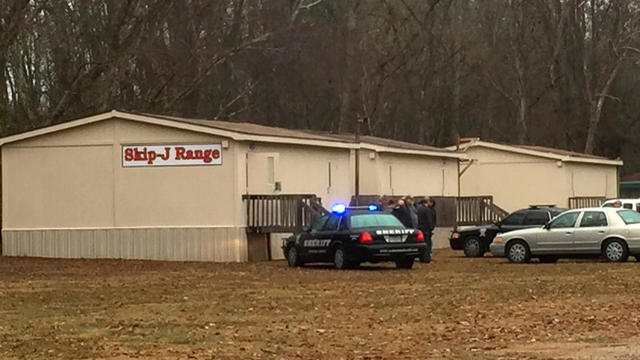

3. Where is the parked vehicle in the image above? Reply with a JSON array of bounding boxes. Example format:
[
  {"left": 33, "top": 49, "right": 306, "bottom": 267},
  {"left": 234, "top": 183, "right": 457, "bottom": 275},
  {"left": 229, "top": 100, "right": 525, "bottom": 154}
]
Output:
[
  {"left": 450, "top": 206, "right": 567, "bottom": 257},
  {"left": 601, "top": 198, "right": 640, "bottom": 211},
  {"left": 490, "top": 208, "right": 640, "bottom": 263},
  {"left": 282, "top": 204, "right": 427, "bottom": 269}
]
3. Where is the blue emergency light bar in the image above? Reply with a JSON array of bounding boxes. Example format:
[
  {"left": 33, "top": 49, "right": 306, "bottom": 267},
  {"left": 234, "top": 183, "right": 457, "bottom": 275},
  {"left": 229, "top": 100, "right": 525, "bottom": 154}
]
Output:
[
  {"left": 331, "top": 203, "right": 380, "bottom": 214},
  {"left": 331, "top": 204, "right": 347, "bottom": 214}
]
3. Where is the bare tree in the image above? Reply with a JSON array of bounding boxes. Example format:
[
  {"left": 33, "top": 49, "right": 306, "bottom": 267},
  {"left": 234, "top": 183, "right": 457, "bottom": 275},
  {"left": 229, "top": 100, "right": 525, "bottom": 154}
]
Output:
[
  {"left": 580, "top": 1, "right": 640, "bottom": 153},
  {"left": 2, "top": 0, "right": 640, "bottom": 167}
]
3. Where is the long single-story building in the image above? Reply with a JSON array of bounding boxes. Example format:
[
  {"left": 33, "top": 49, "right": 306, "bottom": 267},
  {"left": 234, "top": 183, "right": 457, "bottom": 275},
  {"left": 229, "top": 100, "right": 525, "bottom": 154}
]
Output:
[
  {"left": 451, "top": 138, "right": 622, "bottom": 212},
  {"left": 0, "top": 110, "right": 465, "bottom": 261}
]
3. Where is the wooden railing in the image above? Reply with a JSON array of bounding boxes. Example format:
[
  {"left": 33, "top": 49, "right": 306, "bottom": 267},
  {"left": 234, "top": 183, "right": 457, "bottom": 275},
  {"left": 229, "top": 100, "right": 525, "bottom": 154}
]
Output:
[
  {"left": 456, "top": 196, "right": 508, "bottom": 226},
  {"left": 350, "top": 195, "right": 508, "bottom": 227},
  {"left": 243, "top": 194, "right": 329, "bottom": 233},
  {"left": 568, "top": 196, "right": 605, "bottom": 209},
  {"left": 244, "top": 194, "right": 508, "bottom": 232}
]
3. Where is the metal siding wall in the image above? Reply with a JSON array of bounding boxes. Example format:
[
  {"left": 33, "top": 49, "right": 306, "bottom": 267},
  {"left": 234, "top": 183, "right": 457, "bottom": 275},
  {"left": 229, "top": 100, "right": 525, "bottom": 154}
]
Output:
[{"left": 1, "top": 227, "right": 248, "bottom": 262}]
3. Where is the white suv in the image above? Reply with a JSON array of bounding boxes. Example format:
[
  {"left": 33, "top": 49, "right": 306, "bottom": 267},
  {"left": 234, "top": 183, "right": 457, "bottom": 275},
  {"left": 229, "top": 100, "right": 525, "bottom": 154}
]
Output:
[{"left": 601, "top": 199, "right": 640, "bottom": 211}]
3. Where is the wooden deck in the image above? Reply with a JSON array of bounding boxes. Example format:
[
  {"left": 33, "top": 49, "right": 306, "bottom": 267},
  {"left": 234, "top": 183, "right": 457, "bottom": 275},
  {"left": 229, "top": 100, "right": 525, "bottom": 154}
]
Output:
[{"left": 243, "top": 194, "right": 328, "bottom": 233}]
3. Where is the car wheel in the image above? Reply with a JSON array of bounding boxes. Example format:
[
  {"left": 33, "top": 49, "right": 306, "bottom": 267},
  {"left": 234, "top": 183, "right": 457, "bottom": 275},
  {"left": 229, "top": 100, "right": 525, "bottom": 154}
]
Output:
[
  {"left": 538, "top": 256, "right": 559, "bottom": 263},
  {"left": 463, "top": 237, "right": 485, "bottom": 257},
  {"left": 602, "top": 239, "right": 629, "bottom": 263},
  {"left": 395, "top": 257, "right": 415, "bottom": 269},
  {"left": 333, "top": 247, "right": 351, "bottom": 270},
  {"left": 506, "top": 240, "right": 531, "bottom": 264},
  {"left": 286, "top": 245, "right": 303, "bottom": 267}
]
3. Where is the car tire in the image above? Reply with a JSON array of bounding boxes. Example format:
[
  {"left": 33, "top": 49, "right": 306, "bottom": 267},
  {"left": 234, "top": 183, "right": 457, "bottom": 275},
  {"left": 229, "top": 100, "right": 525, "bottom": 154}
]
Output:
[
  {"left": 538, "top": 256, "right": 559, "bottom": 263},
  {"left": 602, "top": 239, "right": 629, "bottom": 263},
  {"left": 463, "top": 236, "right": 485, "bottom": 257},
  {"left": 333, "top": 247, "right": 352, "bottom": 270},
  {"left": 286, "top": 245, "right": 303, "bottom": 267},
  {"left": 395, "top": 257, "right": 415, "bottom": 269},
  {"left": 506, "top": 240, "right": 531, "bottom": 264}
]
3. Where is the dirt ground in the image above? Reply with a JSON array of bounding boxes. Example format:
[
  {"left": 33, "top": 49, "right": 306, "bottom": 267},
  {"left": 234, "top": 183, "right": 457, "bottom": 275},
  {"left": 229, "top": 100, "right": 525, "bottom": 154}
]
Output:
[{"left": 1, "top": 249, "right": 640, "bottom": 360}]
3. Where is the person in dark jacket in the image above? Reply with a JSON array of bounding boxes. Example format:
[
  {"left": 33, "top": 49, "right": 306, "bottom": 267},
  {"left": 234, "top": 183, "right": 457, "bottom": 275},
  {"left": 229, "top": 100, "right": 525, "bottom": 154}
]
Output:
[
  {"left": 384, "top": 198, "right": 396, "bottom": 214},
  {"left": 391, "top": 199, "right": 413, "bottom": 228},
  {"left": 417, "top": 197, "right": 435, "bottom": 263},
  {"left": 406, "top": 195, "right": 419, "bottom": 228},
  {"left": 427, "top": 198, "right": 437, "bottom": 258}
]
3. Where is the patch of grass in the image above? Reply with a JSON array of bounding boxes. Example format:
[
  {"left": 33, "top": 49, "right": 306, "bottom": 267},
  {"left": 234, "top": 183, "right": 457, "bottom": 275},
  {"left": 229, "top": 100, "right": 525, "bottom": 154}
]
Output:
[
  {"left": 1, "top": 250, "right": 640, "bottom": 359},
  {"left": 582, "top": 337, "right": 609, "bottom": 344}
]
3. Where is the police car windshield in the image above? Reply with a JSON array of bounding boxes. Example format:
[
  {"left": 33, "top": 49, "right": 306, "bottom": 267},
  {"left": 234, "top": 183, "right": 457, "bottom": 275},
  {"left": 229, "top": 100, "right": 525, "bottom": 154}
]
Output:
[{"left": 350, "top": 214, "right": 404, "bottom": 229}]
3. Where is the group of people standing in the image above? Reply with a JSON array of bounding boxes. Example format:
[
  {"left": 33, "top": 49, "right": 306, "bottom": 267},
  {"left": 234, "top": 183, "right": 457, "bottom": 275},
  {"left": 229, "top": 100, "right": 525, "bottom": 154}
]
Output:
[{"left": 380, "top": 196, "right": 437, "bottom": 263}]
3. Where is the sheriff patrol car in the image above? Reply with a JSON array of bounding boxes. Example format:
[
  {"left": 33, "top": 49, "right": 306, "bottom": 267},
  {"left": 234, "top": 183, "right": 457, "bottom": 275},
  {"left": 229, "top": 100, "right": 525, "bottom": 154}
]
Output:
[{"left": 282, "top": 204, "right": 427, "bottom": 269}]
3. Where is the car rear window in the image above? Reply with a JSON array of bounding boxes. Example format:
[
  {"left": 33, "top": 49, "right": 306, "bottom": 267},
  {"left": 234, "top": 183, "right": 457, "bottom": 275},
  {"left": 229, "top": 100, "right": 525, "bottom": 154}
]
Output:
[
  {"left": 579, "top": 211, "right": 607, "bottom": 227},
  {"left": 350, "top": 214, "right": 404, "bottom": 229},
  {"left": 617, "top": 210, "right": 640, "bottom": 224}
]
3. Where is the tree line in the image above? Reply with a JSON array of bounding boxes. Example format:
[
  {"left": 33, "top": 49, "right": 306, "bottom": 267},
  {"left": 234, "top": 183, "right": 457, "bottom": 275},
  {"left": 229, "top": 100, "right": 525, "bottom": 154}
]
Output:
[{"left": 2, "top": 0, "right": 640, "bottom": 172}]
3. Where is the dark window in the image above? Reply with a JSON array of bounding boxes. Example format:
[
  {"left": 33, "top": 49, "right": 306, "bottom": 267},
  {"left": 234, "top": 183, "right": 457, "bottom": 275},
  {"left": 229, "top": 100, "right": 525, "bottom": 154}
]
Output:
[
  {"left": 311, "top": 215, "right": 328, "bottom": 232},
  {"left": 623, "top": 203, "right": 633, "bottom": 209},
  {"left": 338, "top": 217, "right": 349, "bottom": 231},
  {"left": 502, "top": 211, "right": 526, "bottom": 226},
  {"left": 323, "top": 215, "right": 340, "bottom": 231},
  {"left": 580, "top": 211, "right": 608, "bottom": 227},
  {"left": 549, "top": 212, "right": 579, "bottom": 229},
  {"left": 523, "top": 211, "right": 549, "bottom": 225}
]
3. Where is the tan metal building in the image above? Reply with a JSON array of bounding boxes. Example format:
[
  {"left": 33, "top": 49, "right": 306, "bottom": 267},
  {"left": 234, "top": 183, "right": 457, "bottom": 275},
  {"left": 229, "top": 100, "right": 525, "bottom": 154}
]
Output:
[
  {"left": 1, "top": 110, "right": 465, "bottom": 261},
  {"left": 452, "top": 139, "right": 622, "bottom": 212}
]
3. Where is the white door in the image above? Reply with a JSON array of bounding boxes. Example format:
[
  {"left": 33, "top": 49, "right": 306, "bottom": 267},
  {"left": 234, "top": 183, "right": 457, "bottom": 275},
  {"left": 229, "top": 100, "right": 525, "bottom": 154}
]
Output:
[{"left": 247, "top": 152, "right": 279, "bottom": 194}]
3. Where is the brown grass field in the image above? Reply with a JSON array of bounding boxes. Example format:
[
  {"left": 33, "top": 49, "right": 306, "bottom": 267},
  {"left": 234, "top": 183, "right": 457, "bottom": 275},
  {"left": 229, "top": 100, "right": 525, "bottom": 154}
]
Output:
[{"left": 1, "top": 249, "right": 640, "bottom": 359}]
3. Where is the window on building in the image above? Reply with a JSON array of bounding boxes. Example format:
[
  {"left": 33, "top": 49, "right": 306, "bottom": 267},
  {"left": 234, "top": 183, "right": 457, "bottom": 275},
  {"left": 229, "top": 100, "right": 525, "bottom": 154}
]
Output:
[{"left": 267, "top": 156, "right": 275, "bottom": 184}]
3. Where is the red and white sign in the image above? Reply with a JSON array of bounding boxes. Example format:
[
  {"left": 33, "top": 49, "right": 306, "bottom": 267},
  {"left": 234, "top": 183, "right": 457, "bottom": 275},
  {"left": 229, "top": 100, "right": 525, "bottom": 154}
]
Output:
[{"left": 122, "top": 144, "right": 222, "bottom": 167}]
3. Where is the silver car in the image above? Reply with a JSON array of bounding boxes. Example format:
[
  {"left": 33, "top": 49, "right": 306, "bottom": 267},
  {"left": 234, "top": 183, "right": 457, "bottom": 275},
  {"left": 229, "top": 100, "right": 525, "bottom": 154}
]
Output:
[{"left": 490, "top": 208, "right": 640, "bottom": 263}]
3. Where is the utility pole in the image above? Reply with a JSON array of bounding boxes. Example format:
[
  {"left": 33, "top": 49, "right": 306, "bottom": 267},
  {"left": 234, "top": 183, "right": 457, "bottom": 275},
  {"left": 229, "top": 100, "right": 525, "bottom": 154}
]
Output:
[
  {"left": 456, "top": 134, "right": 461, "bottom": 198},
  {"left": 354, "top": 117, "right": 366, "bottom": 206}
]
